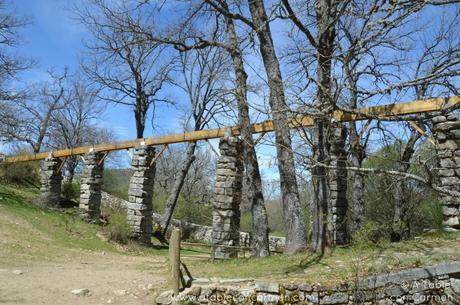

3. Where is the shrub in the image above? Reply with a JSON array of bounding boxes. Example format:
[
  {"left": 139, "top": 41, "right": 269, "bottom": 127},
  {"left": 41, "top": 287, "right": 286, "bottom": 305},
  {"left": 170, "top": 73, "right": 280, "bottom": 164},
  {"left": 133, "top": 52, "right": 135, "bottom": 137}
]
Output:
[
  {"left": 419, "top": 199, "right": 444, "bottom": 231},
  {"left": 102, "top": 206, "right": 130, "bottom": 244},
  {"left": 0, "top": 161, "right": 40, "bottom": 186},
  {"left": 62, "top": 181, "right": 80, "bottom": 202},
  {"left": 352, "top": 221, "right": 391, "bottom": 246}
]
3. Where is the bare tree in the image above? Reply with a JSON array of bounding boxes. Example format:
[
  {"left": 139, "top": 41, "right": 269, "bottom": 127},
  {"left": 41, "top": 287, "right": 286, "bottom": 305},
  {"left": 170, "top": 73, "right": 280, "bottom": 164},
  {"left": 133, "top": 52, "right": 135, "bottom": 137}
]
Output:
[
  {"left": 1, "top": 69, "right": 68, "bottom": 153},
  {"left": 77, "top": 0, "right": 172, "bottom": 138},
  {"left": 391, "top": 11, "right": 460, "bottom": 240},
  {"left": 49, "top": 76, "right": 112, "bottom": 181},
  {"left": 282, "top": 0, "right": 460, "bottom": 252},
  {"left": 0, "top": 0, "right": 31, "bottom": 102},
  {"left": 122, "top": 0, "right": 272, "bottom": 256},
  {"left": 281, "top": 0, "right": 351, "bottom": 253},
  {"left": 159, "top": 46, "right": 232, "bottom": 238},
  {"left": 0, "top": 0, "right": 33, "bottom": 140},
  {"left": 221, "top": 1, "right": 270, "bottom": 257},
  {"left": 203, "top": 0, "right": 309, "bottom": 254}
]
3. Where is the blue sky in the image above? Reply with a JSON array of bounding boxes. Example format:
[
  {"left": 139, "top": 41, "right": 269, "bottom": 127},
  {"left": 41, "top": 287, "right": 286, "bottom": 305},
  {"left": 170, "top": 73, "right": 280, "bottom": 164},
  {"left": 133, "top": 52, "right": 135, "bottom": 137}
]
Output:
[
  {"left": 14, "top": 0, "right": 189, "bottom": 140},
  {"left": 11, "top": 0, "right": 281, "bottom": 180},
  {"left": 9, "top": 1, "right": 456, "bottom": 183}
]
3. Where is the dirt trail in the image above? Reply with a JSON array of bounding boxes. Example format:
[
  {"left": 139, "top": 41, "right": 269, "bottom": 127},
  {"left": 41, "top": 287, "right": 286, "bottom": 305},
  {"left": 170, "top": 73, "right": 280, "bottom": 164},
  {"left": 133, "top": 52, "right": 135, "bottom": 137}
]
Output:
[{"left": 0, "top": 252, "right": 168, "bottom": 305}]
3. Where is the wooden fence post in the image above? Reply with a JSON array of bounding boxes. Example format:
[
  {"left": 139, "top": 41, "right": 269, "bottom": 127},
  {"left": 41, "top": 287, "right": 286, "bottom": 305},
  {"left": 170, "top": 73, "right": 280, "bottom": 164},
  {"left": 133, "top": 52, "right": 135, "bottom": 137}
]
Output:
[{"left": 169, "top": 228, "right": 181, "bottom": 297}]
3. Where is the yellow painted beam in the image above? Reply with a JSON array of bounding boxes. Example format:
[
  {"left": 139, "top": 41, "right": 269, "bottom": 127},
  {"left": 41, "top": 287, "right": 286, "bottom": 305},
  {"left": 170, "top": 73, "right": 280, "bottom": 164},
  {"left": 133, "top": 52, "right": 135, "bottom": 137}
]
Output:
[{"left": 3, "top": 96, "right": 459, "bottom": 163}]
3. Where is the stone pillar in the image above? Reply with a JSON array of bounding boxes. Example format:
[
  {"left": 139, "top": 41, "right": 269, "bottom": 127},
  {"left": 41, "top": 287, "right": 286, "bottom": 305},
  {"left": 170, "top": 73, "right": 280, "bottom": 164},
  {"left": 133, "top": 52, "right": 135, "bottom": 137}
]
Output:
[
  {"left": 432, "top": 113, "right": 460, "bottom": 231},
  {"left": 127, "top": 144, "right": 156, "bottom": 244},
  {"left": 79, "top": 151, "right": 104, "bottom": 221},
  {"left": 212, "top": 137, "right": 244, "bottom": 259},
  {"left": 328, "top": 125, "right": 349, "bottom": 245},
  {"left": 39, "top": 157, "right": 63, "bottom": 208}
]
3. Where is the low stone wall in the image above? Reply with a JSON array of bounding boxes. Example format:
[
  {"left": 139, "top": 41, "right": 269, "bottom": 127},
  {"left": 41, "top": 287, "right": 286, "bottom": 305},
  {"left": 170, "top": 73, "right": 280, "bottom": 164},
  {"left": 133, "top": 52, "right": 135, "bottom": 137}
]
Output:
[
  {"left": 101, "top": 192, "right": 286, "bottom": 252},
  {"left": 157, "top": 261, "right": 460, "bottom": 305}
]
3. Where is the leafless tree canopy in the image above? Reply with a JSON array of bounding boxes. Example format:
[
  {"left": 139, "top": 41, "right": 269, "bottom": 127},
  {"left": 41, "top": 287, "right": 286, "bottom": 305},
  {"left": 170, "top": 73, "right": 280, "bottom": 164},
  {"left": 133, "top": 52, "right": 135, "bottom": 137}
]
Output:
[{"left": 77, "top": 0, "right": 174, "bottom": 138}]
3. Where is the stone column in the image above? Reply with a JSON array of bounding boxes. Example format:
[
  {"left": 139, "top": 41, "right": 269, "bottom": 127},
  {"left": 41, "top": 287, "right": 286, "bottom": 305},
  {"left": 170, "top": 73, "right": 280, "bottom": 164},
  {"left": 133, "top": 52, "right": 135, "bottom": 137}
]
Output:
[
  {"left": 127, "top": 144, "right": 156, "bottom": 244},
  {"left": 79, "top": 151, "right": 104, "bottom": 221},
  {"left": 432, "top": 113, "right": 460, "bottom": 231},
  {"left": 39, "top": 157, "right": 63, "bottom": 208},
  {"left": 328, "top": 125, "right": 349, "bottom": 245},
  {"left": 212, "top": 137, "right": 244, "bottom": 259}
]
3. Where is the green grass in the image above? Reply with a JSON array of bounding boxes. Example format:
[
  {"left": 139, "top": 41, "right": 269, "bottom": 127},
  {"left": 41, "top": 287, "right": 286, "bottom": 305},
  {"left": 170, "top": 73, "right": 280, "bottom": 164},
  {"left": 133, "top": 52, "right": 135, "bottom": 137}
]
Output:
[
  {"left": 187, "top": 232, "right": 460, "bottom": 284},
  {"left": 0, "top": 184, "right": 119, "bottom": 261},
  {"left": 2, "top": 182, "right": 460, "bottom": 285},
  {"left": 0, "top": 183, "right": 209, "bottom": 264}
]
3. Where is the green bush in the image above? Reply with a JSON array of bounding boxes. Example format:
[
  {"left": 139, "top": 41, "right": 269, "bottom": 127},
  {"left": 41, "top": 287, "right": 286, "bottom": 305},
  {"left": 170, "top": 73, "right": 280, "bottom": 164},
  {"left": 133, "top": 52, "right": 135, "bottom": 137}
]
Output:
[
  {"left": 62, "top": 181, "right": 80, "bottom": 202},
  {"left": 103, "top": 169, "right": 131, "bottom": 200},
  {"left": 0, "top": 161, "right": 40, "bottom": 186},
  {"left": 154, "top": 190, "right": 213, "bottom": 227},
  {"left": 102, "top": 206, "right": 130, "bottom": 244},
  {"left": 352, "top": 221, "right": 391, "bottom": 246},
  {"left": 419, "top": 199, "right": 444, "bottom": 231}
]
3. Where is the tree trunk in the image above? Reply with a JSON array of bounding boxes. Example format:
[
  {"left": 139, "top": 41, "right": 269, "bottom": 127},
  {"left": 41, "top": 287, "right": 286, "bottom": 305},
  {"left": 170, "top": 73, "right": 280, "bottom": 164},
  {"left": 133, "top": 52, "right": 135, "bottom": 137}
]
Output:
[
  {"left": 247, "top": 0, "right": 307, "bottom": 254},
  {"left": 347, "top": 80, "right": 366, "bottom": 235},
  {"left": 310, "top": 0, "right": 340, "bottom": 254},
  {"left": 134, "top": 95, "right": 147, "bottom": 138},
  {"left": 391, "top": 129, "right": 420, "bottom": 242},
  {"left": 310, "top": 120, "right": 329, "bottom": 253},
  {"left": 34, "top": 109, "right": 54, "bottom": 153},
  {"left": 224, "top": 6, "right": 270, "bottom": 257},
  {"left": 348, "top": 135, "right": 365, "bottom": 234},
  {"left": 66, "top": 156, "right": 79, "bottom": 183},
  {"left": 159, "top": 142, "right": 197, "bottom": 237}
]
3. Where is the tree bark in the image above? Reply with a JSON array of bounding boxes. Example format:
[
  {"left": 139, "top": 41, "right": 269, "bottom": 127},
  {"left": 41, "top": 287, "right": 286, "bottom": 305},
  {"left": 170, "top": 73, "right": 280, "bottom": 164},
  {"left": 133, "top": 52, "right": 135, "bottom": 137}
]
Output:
[
  {"left": 134, "top": 94, "right": 147, "bottom": 138},
  {"left": 310, "top": 0, "right": 341, "bottom": 253},
  {"left": 34, "top": 106, "right": 56, "bottom": 153},
  {"left": 66, "top": 156, "right": 79, "bottom": 183},
  {"left": 391, "top": 129, "right": 420, "bottom": 242},
  {"left": 247, "top": 0, "right": 307, "bottom": 254},
  {"left": 160, "top": 142, "right": 197, "bottom": 237},
  {"left": 348, "top": 123, "right": 366, "bottom": 233},
  {"left": 224, "top": 5, "right": 270, "bottom": 257},
  {"left": 346, "top": 74, "right": 366, "bottom": 235},
  {"left": 310, "top": 121, "right": 329, "bottom": 253}
]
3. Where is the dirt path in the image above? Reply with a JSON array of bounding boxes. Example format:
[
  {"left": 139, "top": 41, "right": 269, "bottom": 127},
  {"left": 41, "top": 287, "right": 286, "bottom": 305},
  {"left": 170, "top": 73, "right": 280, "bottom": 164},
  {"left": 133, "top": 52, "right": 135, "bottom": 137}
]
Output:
[{"left": 0, "top": 252, "right": 168, "bottom": 305}]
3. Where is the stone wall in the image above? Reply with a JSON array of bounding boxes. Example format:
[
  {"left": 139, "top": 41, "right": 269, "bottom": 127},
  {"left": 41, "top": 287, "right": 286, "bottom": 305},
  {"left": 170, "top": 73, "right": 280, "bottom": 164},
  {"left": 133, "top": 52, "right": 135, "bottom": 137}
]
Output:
[
  {"left": 432, "top": 113, "right": 460, "bottom": 231},
  {"left": 79, "top": 151, "right": 104, "bottom": 221},
  {"left": 127, "top": 144, "right": 156, "bottom": 244},
  {"left": 212, "top": 137, "right": 244, "bottom": 259},
  {"left": 39, "top": 157, "right": 63, "bottom": 208},
  {"left": 159, "top": 261, "right": 460, "bottom": 305}
]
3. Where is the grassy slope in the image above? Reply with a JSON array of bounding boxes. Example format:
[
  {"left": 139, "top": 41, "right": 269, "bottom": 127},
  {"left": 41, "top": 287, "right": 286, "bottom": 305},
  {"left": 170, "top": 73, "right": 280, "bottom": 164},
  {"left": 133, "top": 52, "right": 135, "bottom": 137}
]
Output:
[
  {"left": 0, "top": 183, "right": 173, "bottom": 265},
  {"left": 1, "top": 183, "right": 459, "bottom": 285},
  {"left": 188, "top": 232, "right": 460, "bottom": 284}
]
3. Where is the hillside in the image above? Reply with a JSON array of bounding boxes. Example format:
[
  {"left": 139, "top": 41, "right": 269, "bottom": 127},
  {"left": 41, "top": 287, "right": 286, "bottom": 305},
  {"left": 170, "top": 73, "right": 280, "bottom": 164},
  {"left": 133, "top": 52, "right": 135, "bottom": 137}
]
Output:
[
  {"left": 0, "top": 183, "right": 169, "bottom": 305},
  {"left": 1, "top": 182, "right": 460, "bottom": 304}
]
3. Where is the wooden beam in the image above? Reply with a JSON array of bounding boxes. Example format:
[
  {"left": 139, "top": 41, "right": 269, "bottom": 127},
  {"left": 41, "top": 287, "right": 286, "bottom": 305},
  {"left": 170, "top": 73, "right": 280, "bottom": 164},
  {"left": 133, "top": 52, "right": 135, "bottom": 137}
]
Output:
[
  {"left": 3, "top": 96, "right": 459, "bottom": 163},
  {"left": 149, "top": 144, "right": 168, "bottom": 167},
  {"left": 98, "top": 152, "right": 110, "bottom": 167},
  {"left": 409, "top": 121, "right": 435, "bottom": 145}
]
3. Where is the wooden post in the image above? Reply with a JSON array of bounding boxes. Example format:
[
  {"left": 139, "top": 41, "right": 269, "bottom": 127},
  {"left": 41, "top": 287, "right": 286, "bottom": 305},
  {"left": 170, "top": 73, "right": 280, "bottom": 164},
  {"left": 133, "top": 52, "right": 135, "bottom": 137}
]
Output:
[{"left": 169, "top": 228, "right": 181, "bottom": 297}]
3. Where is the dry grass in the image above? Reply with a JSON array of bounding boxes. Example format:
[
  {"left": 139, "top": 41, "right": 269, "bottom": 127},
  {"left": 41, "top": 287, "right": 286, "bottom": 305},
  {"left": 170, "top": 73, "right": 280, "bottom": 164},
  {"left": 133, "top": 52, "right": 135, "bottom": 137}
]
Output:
[
  {"left": 1, "top": 182, "right": 459, "bottom": 286},
  {"left": 185, "top": 232, "right": 460, "bottom": 284}
]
